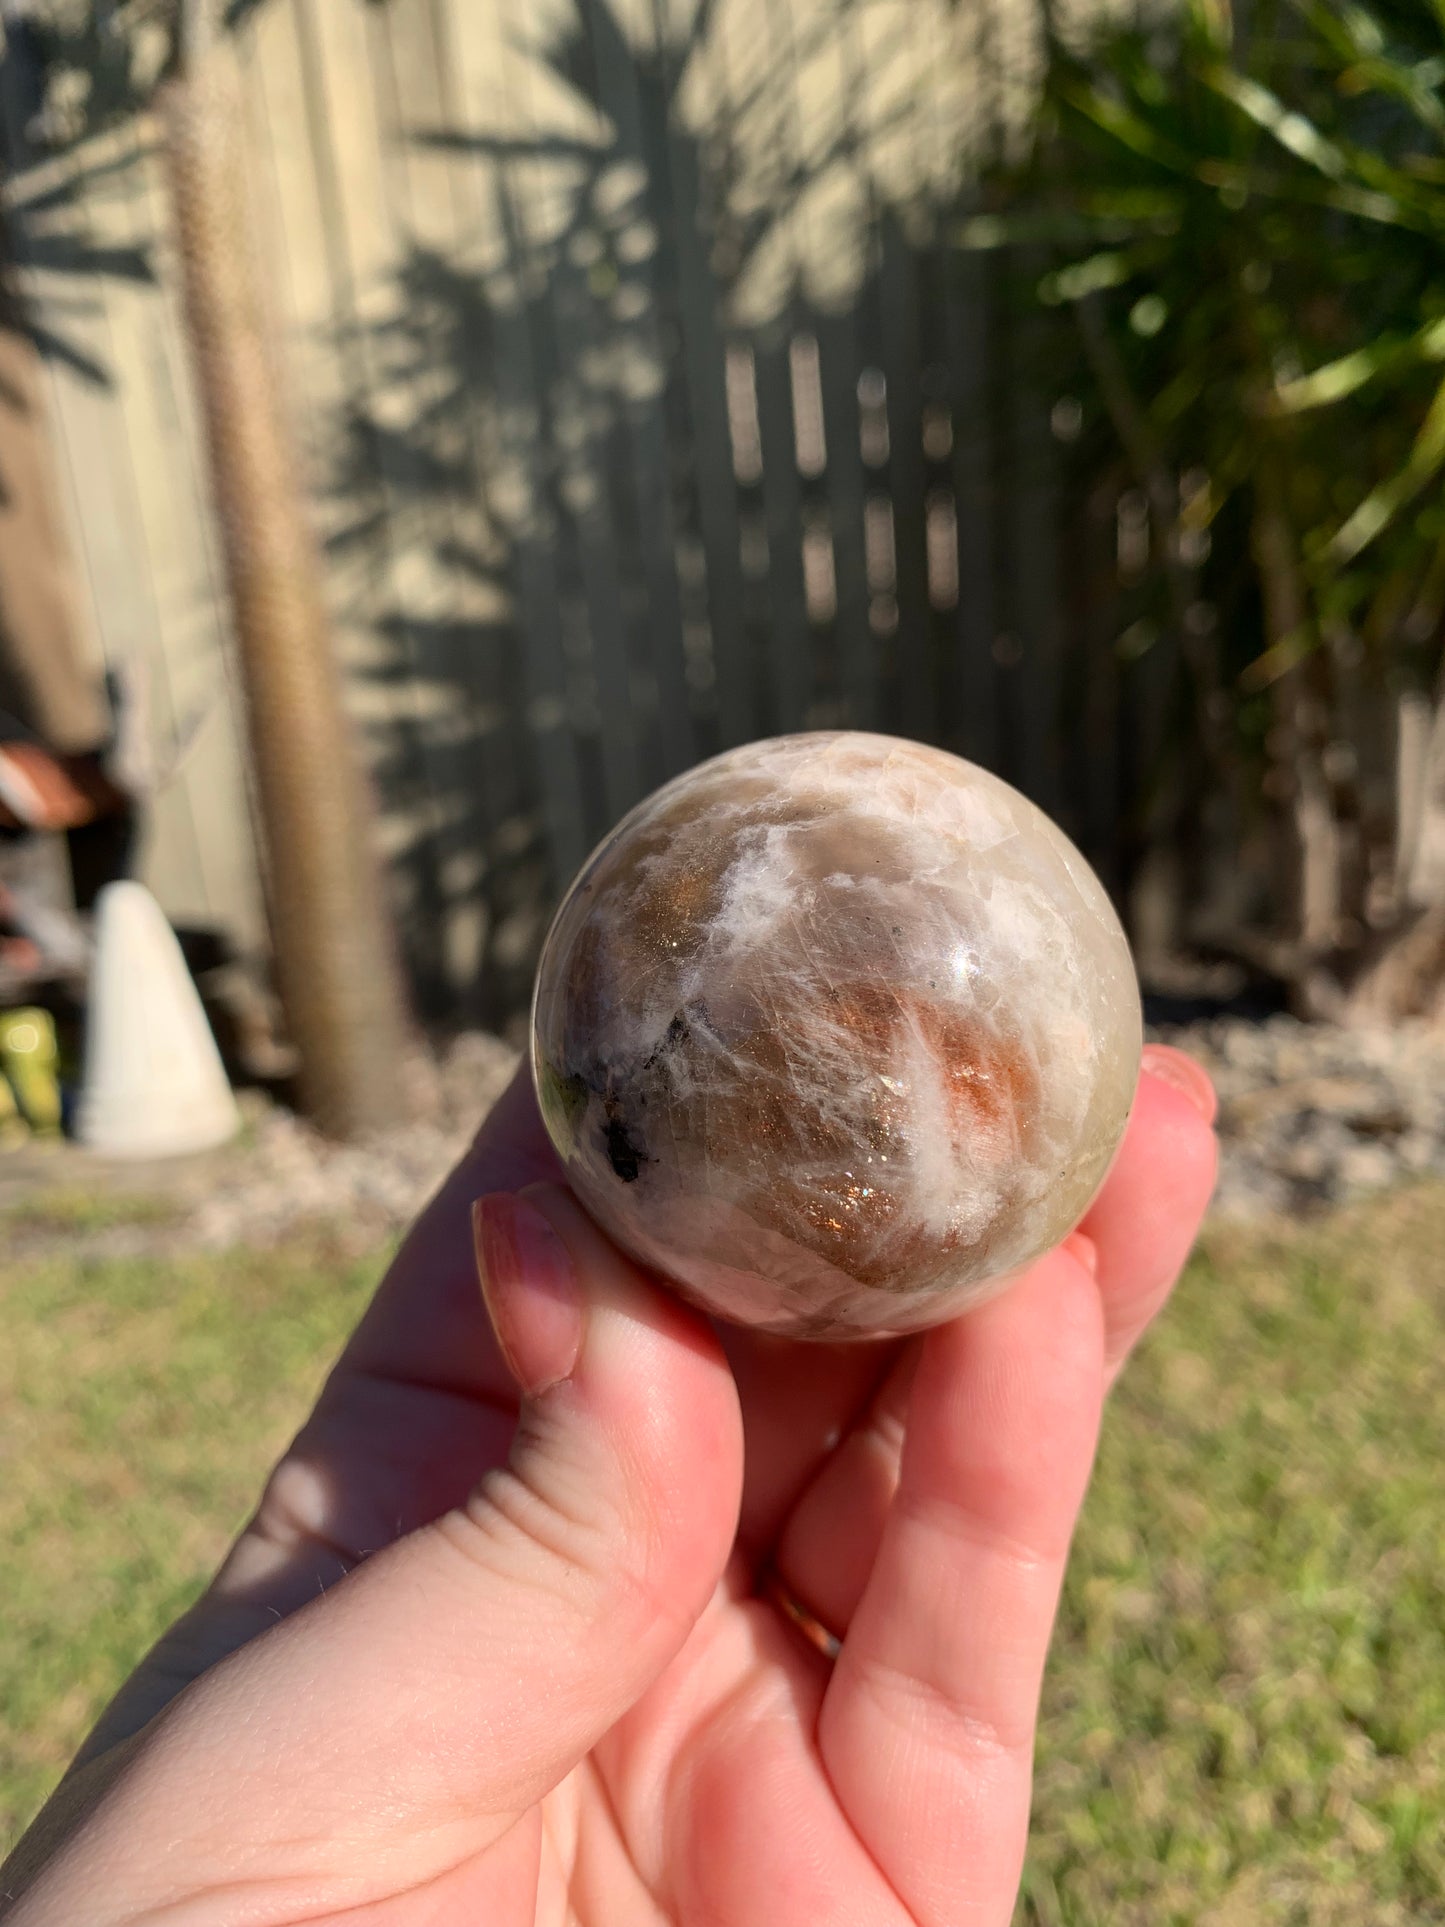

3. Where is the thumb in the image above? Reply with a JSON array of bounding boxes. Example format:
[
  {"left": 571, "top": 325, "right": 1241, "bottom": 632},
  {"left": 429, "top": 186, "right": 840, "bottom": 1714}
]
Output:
[
  {"left": 459, "top": 1180, "right": 748, "bottom": 1800},
  {"left": 27, "top": 1186, "right": 743, "bottom": 1924}
]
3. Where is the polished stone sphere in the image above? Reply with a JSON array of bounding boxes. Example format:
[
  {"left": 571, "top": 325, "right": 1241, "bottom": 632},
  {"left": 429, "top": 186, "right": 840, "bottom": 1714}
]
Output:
[{"left": 531, "top": 733, "right": 1141, "bottom": 1338}]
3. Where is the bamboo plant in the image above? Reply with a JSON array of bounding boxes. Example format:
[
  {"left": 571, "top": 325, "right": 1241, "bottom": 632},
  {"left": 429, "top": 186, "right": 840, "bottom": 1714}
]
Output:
[{"left": 975, "top": 0, "right": 1445, "bottom": 1011}]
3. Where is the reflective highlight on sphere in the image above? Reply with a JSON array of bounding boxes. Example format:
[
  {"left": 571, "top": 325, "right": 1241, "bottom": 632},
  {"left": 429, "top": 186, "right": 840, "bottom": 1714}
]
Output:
[{"left": 531, "top": 733, "right": 1141, "bottom": 1339}]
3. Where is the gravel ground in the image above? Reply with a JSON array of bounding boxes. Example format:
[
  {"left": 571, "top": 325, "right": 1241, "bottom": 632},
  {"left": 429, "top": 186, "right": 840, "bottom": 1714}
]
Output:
[
  {"left": 0, "top": 1033, "right": 518, "bottom": 1261},
  {"left": 7, "top": 1018, "right": 1445, "bottom": 1260},
  {"left": 1158, "top": 1015, "right": 1445, "bottom": 1220},
  {"left": 188, "top": 1032, "right": 521, "bottom": 1251}
]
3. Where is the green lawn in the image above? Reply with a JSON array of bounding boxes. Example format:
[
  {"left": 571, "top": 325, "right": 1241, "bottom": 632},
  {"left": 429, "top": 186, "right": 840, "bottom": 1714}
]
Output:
[{"left": 3, "top": 1197, "right": 1444, "bottom": 1923}]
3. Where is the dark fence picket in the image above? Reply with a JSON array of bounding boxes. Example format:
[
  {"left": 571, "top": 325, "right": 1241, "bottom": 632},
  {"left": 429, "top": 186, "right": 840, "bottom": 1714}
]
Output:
[
  {"left": 576, "top": 445, "right": 648, "bottom": 830},
  {"left": 1006, "top": 276, "right": 1067, "bottom": 824},
  {"left": 879, "top": 222, "right": 934, "bottom": 743},
  {"left": 579, "top": 1, "right": 697, "bottom": 792},
  {"left": 814, "top": 310, "right": 876, "bottom": 731},
  {"left": 546, "top": 265, "right": 646, "bottom": 831},
  {"left": 941, "top": 241, "right": 1000, "bottom": 774},
  {"left": 486, "top": 166, "right": 591, "bottom": 886},
  {"left": 1072, "top": 479, "right": 1126, "bottom": 895},
  {"left": 752, "top": 321, "right": 812, "bottom": 734},
  {"left": 653, "top": 99, "right": 752, "bottom": 751}
]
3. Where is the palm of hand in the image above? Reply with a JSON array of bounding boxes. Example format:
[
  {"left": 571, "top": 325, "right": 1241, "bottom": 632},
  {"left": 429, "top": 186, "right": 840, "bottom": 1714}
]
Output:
[{"left": 6, "top": 1060, "right": 1214, "bottom": 1927}]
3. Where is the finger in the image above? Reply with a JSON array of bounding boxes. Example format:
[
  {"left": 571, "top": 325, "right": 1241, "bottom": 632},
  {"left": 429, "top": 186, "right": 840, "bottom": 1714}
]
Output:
[
  {"left": 1084, "top": 1045, "right": 1217, "bottom": 1379},
  {"left": 722, "top": 1326, "right": 900, "bottom": 1554},
  {"left": 766, "top": 1343, "right": 919, "bottom": 1639},
  {"left": 74, "top": 1065, "right": 560, "bottom": 1764},
  {"left": 310, "top": 1059, "right": 889, "bottom": 1580},
  {"left": 819, "top": 1243, "right": 1105, "bottom": 1927},
  {"left": 76, "top": 1063, "right": 894, "bottom": 1773},
  {"left": 769, "top": 1050, "right": 1215, "bottom": 1645},
  {"left": 29, "top": 1185, "right": 745, "bottom": 1925}
]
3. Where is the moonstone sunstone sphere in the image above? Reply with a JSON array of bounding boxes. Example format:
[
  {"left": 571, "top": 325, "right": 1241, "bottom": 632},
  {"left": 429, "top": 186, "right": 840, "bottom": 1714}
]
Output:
[{"left": 531, "top": 732, "right": 1141, "bottom": 1339}]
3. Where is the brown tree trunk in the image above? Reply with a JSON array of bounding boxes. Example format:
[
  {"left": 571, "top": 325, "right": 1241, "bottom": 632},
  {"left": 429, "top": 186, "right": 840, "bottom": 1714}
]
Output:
[
  {"left": 1252, "top": 476, "right": 1338, "bottom": 963},
  {"left": 1395, "top": 678, "right": 1445, "bottom": 911},
  {"left": 159, "top": 38, "right": 410, "bottom": 1137},
  {"left": 1337, "top": 666, "right": 1445, "bottom": 1023}
]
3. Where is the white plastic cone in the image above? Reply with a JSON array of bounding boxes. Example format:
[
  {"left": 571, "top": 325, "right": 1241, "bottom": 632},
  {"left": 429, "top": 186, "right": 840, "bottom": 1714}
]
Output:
[{"left": 77, "top": 881, "right": 241, "bottom": 1158}]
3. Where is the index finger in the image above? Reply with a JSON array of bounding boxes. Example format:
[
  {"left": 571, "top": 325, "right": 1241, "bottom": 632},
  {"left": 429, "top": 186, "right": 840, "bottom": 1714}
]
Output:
[
  {"left": 817, "top": 1242, "right": 1106, "bottom": 1927},
  {"left": 767, "top": 1050, "right": 1216, "bottom": 1658},
  {"left": 1082, "top": 1042, "right": 1218, "bottom": 1378}
]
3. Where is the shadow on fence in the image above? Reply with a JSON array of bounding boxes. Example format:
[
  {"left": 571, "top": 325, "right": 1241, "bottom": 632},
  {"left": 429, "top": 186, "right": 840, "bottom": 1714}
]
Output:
[
  {"left": 325, "top": 0, "right": 1171, "bottom": 1031},
  {"left": 4, "top": 0, "right": 1198, "bottom": 1032}
]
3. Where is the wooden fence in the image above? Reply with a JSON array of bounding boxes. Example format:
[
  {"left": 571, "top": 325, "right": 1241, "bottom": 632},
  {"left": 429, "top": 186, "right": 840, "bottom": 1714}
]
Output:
[{"left": 2, "top": 0, "right": 1175, "bottom": 1031}]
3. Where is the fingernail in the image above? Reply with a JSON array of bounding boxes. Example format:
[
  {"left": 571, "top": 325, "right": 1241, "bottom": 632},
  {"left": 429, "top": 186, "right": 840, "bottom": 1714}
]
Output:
[
  {"left": 1140, "top": 1044, "right": 1218, "bottom": 1126},
  {"left": 474, "top": 1192, "right": 584, "bottom": 1397}
]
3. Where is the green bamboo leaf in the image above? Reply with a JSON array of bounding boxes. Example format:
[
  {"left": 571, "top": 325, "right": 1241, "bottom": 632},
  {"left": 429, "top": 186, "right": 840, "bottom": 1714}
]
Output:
[
  {"left": 1275, "top": 315, "right": 1445, "bottom": 412},
  {"left": 1336, "top": 2, "right": 1387, "bottom": 54},
  {"left": 1330, "top": 373, "right": 1445, "bottom": 563},
  {"left": 1339, "top": 58, "right": 1445, "bottom": 135},
  {"left": 1057, "top": 76, "right": 1197, "bottom": 174},
  {"left": 1326, "top": 183, "right": 1431, "bottom": 227},
  {"left": 1347, "top": 148, "right": 1445, "bottom": 224},
  {"left": 1192, "top": 159, "right": 1428, "bottom": 231},
  {"left": 1076, "top": 187, "right": 1186, "bottom": 225},
  {"left": 1040, "top": 250, "right": 1141, "bottom": 304},
  {"left": 954, "top": 212, "right": 1123, "bottom": 250},
  {"left": 1275, "top": 347, "right": 1386, "bottom": 413},
  {"left": 955, "top": 215, "right": 1021, "bottom": 250},
  {"left": 1295, "top": 0, "right": 1445, "bottom": 112},
  {"left": 1155, "top": 363, "right": 1208, "bottom": 427},
  {"left": 1340, "top": 57, "right": 1445, "bottom": 133},
  {"left": 1291, "top": 0, "right": 1385, "bottom": 60},
  {"left": 1220, "top": 71, "right": 1441, "bottom": 230},
  {"left": 1187, "top": 0, "right": 1233, "bottom": 52},
  {"left": 1239, "top": 622, "right": 1315, "bottom": 691},
  {"left": 1204, "top": 65, "right": 1351, "bottom": 179}
]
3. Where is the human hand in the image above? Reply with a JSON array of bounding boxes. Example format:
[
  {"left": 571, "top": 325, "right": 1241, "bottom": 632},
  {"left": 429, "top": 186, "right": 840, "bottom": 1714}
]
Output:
[{"left": 2, "top": 1045, "right": 1216, "bottom": 1926}]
